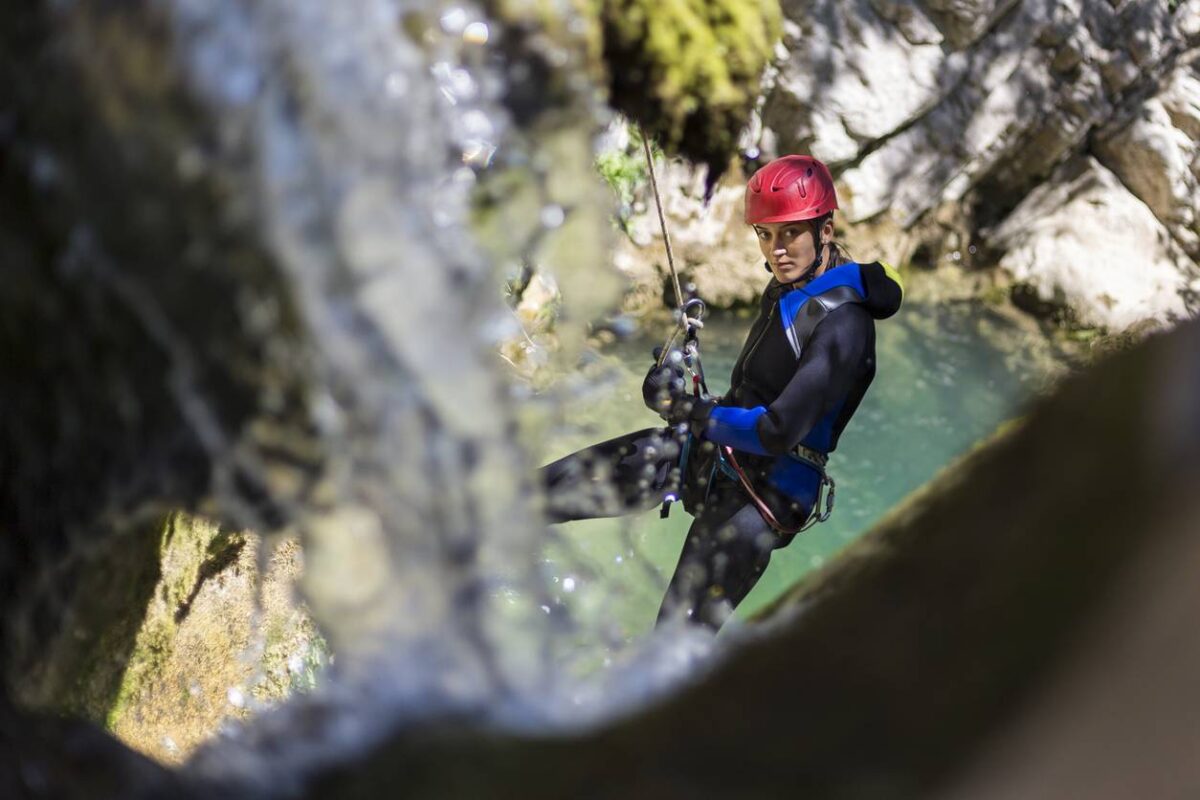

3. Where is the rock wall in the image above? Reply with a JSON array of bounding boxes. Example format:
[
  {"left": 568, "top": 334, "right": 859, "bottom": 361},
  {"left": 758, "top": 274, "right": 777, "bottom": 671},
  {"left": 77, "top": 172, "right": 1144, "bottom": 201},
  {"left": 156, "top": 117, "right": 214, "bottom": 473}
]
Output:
[{"left": 615, "top": 0, "right": 1200, "bottom": 332}]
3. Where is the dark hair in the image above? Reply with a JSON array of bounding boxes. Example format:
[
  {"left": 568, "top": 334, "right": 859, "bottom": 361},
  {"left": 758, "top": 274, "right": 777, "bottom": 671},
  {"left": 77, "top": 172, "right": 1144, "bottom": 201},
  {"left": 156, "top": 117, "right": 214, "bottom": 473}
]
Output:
[{"left": 811, "top": 213, "right": 852, "bottom": 270}]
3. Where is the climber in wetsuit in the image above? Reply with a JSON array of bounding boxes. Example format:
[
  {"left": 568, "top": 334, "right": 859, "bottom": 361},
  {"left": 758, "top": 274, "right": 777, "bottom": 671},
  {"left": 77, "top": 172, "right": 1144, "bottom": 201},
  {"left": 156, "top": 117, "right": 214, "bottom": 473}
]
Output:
[{"left": 541, "top": 155, "right": 903, "bottom": 631}]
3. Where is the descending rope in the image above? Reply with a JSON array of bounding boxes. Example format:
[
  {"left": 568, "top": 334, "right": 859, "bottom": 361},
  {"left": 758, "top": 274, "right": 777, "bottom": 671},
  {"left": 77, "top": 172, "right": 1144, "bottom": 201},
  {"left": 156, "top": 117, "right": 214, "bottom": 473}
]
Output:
[
  {"left": 640, "top": 125, "right": 683, "bottom": 312},
  {"left": 638, "top": 125, "right": 704, "bottom": 369}
]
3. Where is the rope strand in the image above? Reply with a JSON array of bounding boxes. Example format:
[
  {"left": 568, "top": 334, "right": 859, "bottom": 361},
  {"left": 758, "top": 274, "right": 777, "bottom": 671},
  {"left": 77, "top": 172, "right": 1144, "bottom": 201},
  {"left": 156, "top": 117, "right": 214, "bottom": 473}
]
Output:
[
  {"left": 640, "top": 125, "right": 699, "bottom": 368},
  {"left": 640, "top": 125, "right": 684, "bottom": 311}
]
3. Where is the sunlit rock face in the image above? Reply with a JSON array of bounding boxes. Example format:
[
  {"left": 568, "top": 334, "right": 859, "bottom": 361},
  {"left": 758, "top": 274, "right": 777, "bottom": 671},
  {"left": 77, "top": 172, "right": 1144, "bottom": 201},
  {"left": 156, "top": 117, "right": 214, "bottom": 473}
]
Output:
[
  {"left": 1093, "top": 58, "right": 1200, "bottom": 261},
  {"left": 763, "top": 0, "right": 1199, "bottom": 330},
  {"left": 768, "top": 0, "right": 1195, "bottom": 228},
  {"left": 615, "top": 0, "right": 1199, "bottom": 332},
  {"left": 986, "top": 156, "right": 1198, "bottom": 332}
]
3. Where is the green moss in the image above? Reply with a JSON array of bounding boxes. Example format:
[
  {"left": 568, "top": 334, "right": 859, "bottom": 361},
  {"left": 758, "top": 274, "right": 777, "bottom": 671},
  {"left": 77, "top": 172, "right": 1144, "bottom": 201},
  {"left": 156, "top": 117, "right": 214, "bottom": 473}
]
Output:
[
  {"left": 105, "top": 512, "right": 227, "bottom": 731},
  {"left": 600, "top": 0, "right": 781, "bottom": 171}
]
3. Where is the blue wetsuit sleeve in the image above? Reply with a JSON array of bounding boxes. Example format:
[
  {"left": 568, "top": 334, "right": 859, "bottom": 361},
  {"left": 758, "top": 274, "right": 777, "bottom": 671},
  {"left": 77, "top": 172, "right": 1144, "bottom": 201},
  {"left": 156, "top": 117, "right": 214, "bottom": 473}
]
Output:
[
  {"left": 702, "top": 304, "right": 872, "bottom": 456},
  {"left": 707, "top": 405, "right": 771, "bottom": 455}
]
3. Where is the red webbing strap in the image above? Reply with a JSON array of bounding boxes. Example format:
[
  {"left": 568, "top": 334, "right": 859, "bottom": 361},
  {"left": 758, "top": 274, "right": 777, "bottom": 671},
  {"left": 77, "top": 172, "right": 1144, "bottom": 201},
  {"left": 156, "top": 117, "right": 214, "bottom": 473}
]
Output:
[{"left": 721, "top": 446, "right": 806, "bottom": 536}]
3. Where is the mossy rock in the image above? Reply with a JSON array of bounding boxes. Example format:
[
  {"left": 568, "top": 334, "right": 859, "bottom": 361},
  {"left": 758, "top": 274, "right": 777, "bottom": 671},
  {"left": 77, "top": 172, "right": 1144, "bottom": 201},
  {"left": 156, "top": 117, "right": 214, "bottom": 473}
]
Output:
[{"left": 599, "top": 0, "right": 780, "bottom": 173}]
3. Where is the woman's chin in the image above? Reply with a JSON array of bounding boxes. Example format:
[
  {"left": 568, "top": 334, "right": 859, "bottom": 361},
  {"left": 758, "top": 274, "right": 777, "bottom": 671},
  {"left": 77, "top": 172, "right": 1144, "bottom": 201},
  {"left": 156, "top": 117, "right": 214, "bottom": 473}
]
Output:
[{"left": 775, "top": 264, "right": 809, "bottom": 283}]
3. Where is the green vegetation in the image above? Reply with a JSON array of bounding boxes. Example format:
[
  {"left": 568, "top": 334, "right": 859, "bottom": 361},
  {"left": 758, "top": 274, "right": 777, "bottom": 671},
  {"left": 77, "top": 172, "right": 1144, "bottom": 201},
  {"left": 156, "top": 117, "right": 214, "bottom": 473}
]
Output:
[
  {"left": 595, "top": 145, "right": 647, "bottom": 210},
  {"left": 600, "top": 0, "right": 781, "bottom": 171},
  {"left": 594, "top": 123, "right": 660, "bottom": 228}
]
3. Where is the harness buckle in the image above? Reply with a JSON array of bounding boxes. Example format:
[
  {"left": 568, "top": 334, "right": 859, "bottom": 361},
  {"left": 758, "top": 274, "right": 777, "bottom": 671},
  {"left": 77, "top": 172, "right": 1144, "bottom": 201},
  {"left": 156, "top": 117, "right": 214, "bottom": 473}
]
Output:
[{"left": 791, "top": 444, "right": 828, "bottom": 468}]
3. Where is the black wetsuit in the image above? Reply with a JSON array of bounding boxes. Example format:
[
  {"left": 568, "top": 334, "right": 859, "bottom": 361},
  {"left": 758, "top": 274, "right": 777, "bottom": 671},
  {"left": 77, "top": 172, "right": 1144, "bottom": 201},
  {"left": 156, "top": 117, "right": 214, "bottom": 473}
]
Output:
[{"left": 542, "top": 261, "right": 903, "bottom": 629}]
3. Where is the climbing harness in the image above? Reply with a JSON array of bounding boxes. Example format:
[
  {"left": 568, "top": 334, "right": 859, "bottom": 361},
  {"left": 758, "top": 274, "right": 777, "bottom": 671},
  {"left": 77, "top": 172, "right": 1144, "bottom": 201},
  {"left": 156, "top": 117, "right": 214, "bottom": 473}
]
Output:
[
  {"left": 638, "top": 126, "right": 834, "bottom": 533},
  {"left": 717, "top": 446, "right": 836, "bottom": 536}
]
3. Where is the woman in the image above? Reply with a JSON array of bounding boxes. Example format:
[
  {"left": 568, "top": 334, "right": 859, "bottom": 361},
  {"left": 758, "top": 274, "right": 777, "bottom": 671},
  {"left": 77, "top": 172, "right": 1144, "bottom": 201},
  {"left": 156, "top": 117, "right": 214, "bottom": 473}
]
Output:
[{"left": 542, "top": 155, "right": 903, "bottom": 630}]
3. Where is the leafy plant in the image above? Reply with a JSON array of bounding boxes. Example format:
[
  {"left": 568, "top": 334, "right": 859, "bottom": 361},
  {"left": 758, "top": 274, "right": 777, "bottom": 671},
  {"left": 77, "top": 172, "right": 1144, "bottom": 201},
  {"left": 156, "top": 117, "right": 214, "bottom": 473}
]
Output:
[{"left": 594, "top": 122, "right": 660, "bottom": 228}]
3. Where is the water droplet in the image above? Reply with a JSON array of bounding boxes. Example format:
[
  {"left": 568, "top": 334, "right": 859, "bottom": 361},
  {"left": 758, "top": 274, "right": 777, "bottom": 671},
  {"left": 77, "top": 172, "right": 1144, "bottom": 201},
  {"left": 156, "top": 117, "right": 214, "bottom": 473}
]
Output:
[
  {"left": 968, "top": 244, "right": 978, "bottom": 254},
  {"left": 460, "top": 109, "right": 495, "bottom": 140},
  {"left": 563, "top": 576, "right": 577, "bottom": 592},
  {"left": 614, "top": 555, "right": 623, "bottom": 564},
  {"left": 463, "top": 21, "right": 489, "bottom": 45},
  {"left": 744, "top": 146, "right": 761, "bottom": 159},
  {"left": 540, "top": 204, "right": 565, "bottom": 229},
  {"left": 385, "top": 71, "right": 409, "bottom": 98},
  {"left": 439, "top": 7, "right": 469, "bottom": 34},
  {"left": 444, "top": 67, "right": 477, "bottom": 100},
  {"left": 462, "top": 140, "right": 497, "bottom": 168},
  {"left": 227, "top": 687, "right": 246, "bottom": 708},
  {"left": 452, "top": 166, "right": 477, "bottom": 186}
]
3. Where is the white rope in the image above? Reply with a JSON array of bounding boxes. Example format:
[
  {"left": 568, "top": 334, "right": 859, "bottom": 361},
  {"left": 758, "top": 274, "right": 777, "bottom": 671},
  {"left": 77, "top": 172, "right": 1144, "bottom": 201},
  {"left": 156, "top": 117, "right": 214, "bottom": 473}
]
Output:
[{"left": 639, "top": 125, "right": 699, "bottom": 368}]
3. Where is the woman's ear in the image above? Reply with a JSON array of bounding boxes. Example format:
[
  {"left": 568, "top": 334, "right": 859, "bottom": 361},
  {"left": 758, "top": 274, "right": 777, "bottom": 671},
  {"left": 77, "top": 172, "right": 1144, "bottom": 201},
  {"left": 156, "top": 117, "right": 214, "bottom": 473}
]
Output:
[{"left": 821, "top": 217, "right": 835, "bottom": 245}]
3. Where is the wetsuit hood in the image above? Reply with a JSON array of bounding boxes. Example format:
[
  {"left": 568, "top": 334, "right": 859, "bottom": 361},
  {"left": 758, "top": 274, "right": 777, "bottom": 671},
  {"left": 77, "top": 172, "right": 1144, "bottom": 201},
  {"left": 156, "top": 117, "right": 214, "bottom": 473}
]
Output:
[{"left": 857, "top": 261, "right": 904, "bottom": 320}]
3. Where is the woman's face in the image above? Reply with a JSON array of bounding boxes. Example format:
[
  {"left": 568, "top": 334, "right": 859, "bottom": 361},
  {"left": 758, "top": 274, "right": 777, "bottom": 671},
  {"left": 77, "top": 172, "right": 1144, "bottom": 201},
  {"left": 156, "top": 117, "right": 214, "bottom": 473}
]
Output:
[{"left": 753, "top": 218, "right": 831, "bottom": 284}]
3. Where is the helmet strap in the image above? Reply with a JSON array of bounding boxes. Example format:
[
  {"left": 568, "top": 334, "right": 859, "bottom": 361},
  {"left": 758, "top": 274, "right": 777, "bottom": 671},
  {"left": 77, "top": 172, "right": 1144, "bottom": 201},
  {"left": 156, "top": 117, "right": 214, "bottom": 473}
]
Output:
[{"left": 809, "top": 214, "right": 830, "bottom": 276}]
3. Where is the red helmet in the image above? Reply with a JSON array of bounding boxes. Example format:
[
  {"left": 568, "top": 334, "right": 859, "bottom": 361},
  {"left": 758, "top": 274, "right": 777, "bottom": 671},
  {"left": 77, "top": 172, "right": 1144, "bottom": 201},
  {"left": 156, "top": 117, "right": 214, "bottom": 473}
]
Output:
[{"left": 744, "top": 155, "right": 839, "bottom": 224}]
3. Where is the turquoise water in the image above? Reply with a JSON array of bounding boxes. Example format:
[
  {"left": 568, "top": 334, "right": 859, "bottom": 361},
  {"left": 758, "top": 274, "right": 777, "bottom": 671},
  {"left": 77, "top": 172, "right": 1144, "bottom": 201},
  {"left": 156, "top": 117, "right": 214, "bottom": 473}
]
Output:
[{"left": 533, "top": 299, "right": 1072, "bottom": 655}]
